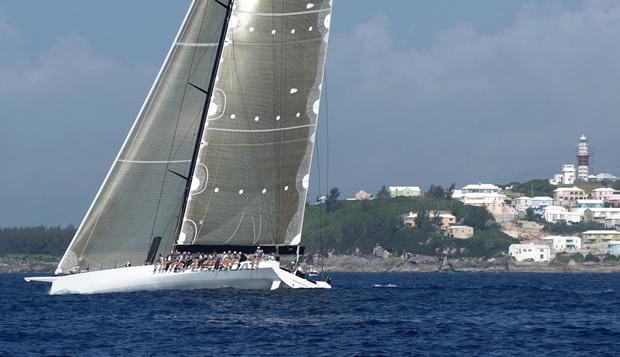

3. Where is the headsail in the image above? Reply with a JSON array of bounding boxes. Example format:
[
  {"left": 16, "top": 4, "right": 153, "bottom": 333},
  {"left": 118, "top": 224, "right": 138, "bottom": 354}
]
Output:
[
  {"left": 57, "top": 0, "right": 231, "bottom": 273},
  {"left": 180, "top": 0, "right": 333, "bottom": 247}
]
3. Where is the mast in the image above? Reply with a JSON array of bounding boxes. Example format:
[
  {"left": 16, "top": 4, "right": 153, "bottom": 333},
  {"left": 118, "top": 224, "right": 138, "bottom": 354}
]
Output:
[{"left": 174, "top": 0, "right": 236, "bottom": 247}]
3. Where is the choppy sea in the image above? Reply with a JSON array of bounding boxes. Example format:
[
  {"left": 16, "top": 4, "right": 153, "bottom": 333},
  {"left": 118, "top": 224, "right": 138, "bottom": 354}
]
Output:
[{"left": 3, "top": 272, "right": 620, "bottom": 356}]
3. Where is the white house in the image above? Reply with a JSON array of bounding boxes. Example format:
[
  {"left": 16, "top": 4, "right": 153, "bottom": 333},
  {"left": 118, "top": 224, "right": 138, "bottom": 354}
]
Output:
[
  {"left": 389, "top": 186, "right": 421, "bottom": 198},
  {"left": 514, "top": 197, "right": 532, "bottom": 212},
  {"left": 583, "top": 208, "right": 620, "bottom": 225},
  {"left": 530, "top": 196, "right": 554, "bottom": 209},
  {"left": 542, "top": 206, "right": 582, "bottom": 224},
  {"left": 509, "top": 244, "right": 551, "bottom": 262},
  {"left": 453, "top": 183, "right": 515, "bottom": 216},
  {"left": 541, "top": 236, "right": 581, "bottom": 251},
  {"left": 549, "top": 164, "right": 576, "bottom": 185}
]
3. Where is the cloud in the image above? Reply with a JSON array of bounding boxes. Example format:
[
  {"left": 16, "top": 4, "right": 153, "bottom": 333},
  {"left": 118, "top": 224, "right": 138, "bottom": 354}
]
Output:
[
  {"left": 0, "top": 9, "right": 157, "bottom": 226},
  {"left": 324, "top": 2, "right": 620, "bottom": 195},
  {"left": 0, "top": 33, "right": 116, "bottom": 97}
]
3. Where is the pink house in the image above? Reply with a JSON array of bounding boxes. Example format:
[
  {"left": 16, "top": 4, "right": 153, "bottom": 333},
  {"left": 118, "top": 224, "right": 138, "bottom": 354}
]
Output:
[
  {"left": 591, "top": 188, "right": 620, "bottom": 207},
  {"left": 354, "top": 190, "right": 373, "bottom": 200}
]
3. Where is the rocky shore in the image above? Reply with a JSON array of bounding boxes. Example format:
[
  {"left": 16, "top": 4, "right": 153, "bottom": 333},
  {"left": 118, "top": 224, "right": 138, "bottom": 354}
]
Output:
[
  {"left": 0, "top": 257, "right": 57, "bottom": 274},
  {"left": 5, "top": 254, "right": 620, "bottom": 274},
  {"left": 303, "top": 254, "right": 620, "bottom": 273}
]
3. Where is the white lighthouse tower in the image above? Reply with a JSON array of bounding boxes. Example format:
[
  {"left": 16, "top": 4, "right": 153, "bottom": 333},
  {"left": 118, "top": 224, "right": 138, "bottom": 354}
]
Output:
[{"left": 576, "top": 135, "right": 590, "bottom": 181}]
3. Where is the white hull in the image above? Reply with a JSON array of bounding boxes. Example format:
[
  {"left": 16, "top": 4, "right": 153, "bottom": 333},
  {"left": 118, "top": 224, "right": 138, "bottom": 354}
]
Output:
[{"left": 25, "top": 260, "right": 330, "bottom": 294}]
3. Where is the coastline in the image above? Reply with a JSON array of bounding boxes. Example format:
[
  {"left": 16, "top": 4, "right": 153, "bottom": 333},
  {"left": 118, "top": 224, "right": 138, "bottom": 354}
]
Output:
[
  {"left": 5, "top": 255, "right": 620, "bottom": 274},
  {"left": 308, "top": 255, "right": 620, "bottom": 273}
]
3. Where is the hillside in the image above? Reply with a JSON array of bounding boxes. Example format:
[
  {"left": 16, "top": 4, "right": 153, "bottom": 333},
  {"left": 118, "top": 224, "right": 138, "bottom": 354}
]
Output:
[{"left": 302, "top": 197, "right": 518, "bottom": 258}]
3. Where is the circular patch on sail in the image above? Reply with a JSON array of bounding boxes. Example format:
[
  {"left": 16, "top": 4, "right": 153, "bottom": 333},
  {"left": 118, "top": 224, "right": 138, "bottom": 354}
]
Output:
[
  {"left": 324, "top": 14, "right": 331, "bottom": 29},
  {"left": 190, "top": 164, "right": 208, "bottom": 195},
  {"left": 178, "top": 220, "right": 197, "bottom": 245},
  {"left": 207, "top": 89, "right": 226, "bottom": 120},
  {"left": 302, "top": 174, "right": 310, "bottom": 189},
  {"left": 313, "top": 99, "right": 320, "bottom": 114}
]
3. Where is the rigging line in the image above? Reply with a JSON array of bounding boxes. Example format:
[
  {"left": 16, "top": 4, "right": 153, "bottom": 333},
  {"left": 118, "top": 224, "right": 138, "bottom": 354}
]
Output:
[
  {"left": 322, "top": 68, "right": 330, "bottom": 275},
  {"left": 273, "top": 0, "right": 281, "bottom": 246}
]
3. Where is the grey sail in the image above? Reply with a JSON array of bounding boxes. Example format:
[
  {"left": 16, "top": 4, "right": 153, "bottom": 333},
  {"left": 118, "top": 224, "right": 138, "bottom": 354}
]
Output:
[
  {"left": 179, "top": 1, "right": 333, "bottom": 247},
  {"left": 57, "top": 0, "right": 230, "bottom": 273}
]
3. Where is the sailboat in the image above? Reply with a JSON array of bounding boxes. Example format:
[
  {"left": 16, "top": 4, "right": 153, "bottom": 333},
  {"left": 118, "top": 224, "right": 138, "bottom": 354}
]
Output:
[{"left": 25, "top": 0, "right": 333, "bottom": 294}]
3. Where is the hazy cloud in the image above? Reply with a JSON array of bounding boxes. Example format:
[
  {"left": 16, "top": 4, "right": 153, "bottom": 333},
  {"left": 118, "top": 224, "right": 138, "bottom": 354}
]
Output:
[{"left": 324, "top": 2, "right": 620, "bottom": 196}]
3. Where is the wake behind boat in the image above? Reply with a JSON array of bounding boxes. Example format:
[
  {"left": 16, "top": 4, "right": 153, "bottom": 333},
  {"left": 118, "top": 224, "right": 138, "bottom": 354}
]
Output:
[{"left": 26, "top": 0, "right": 333, "bottom": 294}]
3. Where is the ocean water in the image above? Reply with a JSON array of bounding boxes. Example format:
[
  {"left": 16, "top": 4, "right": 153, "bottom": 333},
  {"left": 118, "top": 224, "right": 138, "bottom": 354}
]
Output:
[{"left": 3, "top": 272, "right": 620, "bottom": 356}]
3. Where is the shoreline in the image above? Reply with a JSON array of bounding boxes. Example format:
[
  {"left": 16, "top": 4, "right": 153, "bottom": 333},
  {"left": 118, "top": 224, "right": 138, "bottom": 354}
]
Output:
[{"left": 5, "top": 255, "right": 620, "bottom": 274}]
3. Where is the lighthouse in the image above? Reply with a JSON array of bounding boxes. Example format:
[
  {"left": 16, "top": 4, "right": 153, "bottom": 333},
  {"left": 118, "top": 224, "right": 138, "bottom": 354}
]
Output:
[{"left": 576, "top": 135, "right": 590, "bottom": 181}]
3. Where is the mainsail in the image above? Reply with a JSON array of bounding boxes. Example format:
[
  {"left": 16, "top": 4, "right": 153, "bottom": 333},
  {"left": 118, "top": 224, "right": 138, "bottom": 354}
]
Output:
[{"left": 57, "top": 0, "right": 332, "bottom": 274}]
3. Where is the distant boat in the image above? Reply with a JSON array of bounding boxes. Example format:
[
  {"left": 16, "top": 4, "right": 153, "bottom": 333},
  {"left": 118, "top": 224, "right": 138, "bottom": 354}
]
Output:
[
  {"left": 26, "top": 0, "right": 333, "bottom": 294},
  {"left": 307, "top": 268, "right": 320, "bottom": 277}
]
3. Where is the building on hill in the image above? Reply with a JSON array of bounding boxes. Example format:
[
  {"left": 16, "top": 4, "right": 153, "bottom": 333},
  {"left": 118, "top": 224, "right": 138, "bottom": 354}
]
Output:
[
  {"left": 453, "top": 183, "right": 516, "bottom": 220},
  {"left": 549, "top": 164, "right": 576, "bottom": 185},
  {"left": 541, "top": 206, "right": 582, "bottom": 224},
  {"left": 591, "top": 188, "right": 620, "bottom": 207},
  {"left": 514, "top": 197, "right": 532, "bottom": 212},
  {"left": 389, "top": 186, "right": 421, "bottom": 198},
  {"left": 575, "top": 199, "right": 604, "bottom": 209},
  {"left": 403, "top": 211, "right": 456, "bottom": 228},
  {"left": 354, "top": 190, "right": 373, "bottom": 200},
  {"left": 553, "top": 187, "right": 586, "bottom": 207},
  {"left": 581, "top": 230, "right": 620, "bottom": 249},
  {"left": 601, "top": 241, "right": 620, "bottom": 255},
  {"left": 583, "top": 208, "right": 620, "bottom": 227},
  {"left": 445, "top": 225, "right": 473, "bottom": 239},
  {"left": 530, "top": 196, "right": 554, "bottom": 209},
  {"left": 541, "top": 236, "right": 581, "bottom": 251},
  {"left": 591, "top": 187, "right": 615, "bottom": 200},
  {"left": 593, "top": 173, "right": 619, "bottom": 181},
  {"left": 509, "top": 243, "right": 550, "bottom": 262}
]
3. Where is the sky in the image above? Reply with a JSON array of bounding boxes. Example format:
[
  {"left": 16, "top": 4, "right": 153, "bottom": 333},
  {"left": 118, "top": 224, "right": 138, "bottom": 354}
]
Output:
[{"left": 1, "top": 0, "right": 619, "bottom": 227}]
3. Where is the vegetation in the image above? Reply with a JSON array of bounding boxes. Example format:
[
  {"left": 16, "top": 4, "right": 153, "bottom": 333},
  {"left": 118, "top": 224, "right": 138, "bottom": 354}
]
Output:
[
  {"left": 0, "top": 225, "right": 75, "bottom": 258},
  {"left": 542, "top": 221, "right": 606, "bottom": 235},
  {"left": 503, "top": 179, "right": 557, "bottom": 197},
  {"left": 303, "top": 195, "right": 517, "bottom": 258}
]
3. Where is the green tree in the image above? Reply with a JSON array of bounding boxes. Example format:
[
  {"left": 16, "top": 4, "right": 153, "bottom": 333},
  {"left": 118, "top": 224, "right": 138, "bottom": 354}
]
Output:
[
  {"left": 326, "top": 187, "right": 341, "bottom": 213},
  {"left": 425, "top": 185, "right": 446, "bottom": 200},
  {"left": 525, "top": 207, "right": 538, "bottom": 221},
  {"left": 446, "top": 183, "right": 456, "bottom": 199},
  {"left": 376, "top": 185, "right": 390, "bottom": 199}
]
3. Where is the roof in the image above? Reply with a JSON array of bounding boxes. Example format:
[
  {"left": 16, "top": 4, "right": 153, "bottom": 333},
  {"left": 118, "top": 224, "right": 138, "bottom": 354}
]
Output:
[
  {"left": 461, "top": 183, "right": 500, "bottom": 190},
  {"left": 531, "top": 196, "right": 554, "bottom": 201},
  {"left": 596, "top": 173, "right": 619, "bottom": 180},
  {"left": 389, "top": 186, "right": 420, "bottom": 191},
  {"left": 592, "top": 187, "right": 615, "bottom": 192},
  {"left": 509, "top": 243, "right": 550, "bottom": 249},
  {"left": 553, "top": 187, "right": 585, "bottom": 192},
  {"left": 582, "top": 230, "right": 620, "bottom": 235}
]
